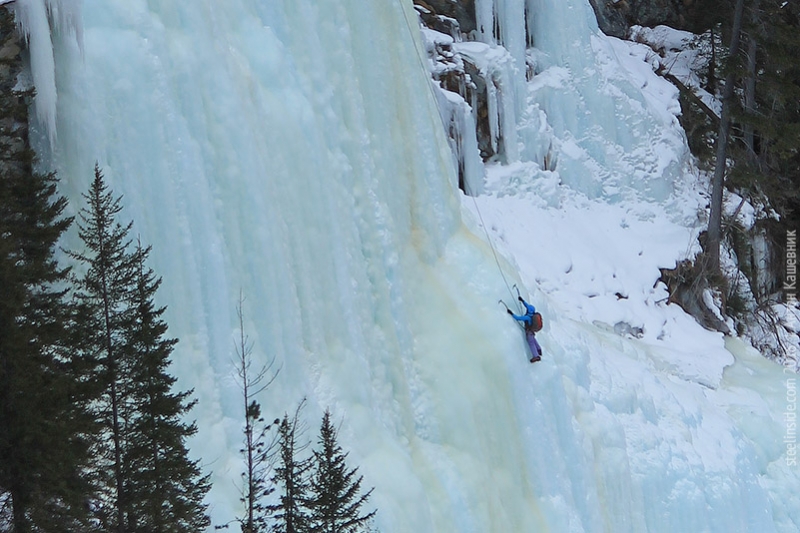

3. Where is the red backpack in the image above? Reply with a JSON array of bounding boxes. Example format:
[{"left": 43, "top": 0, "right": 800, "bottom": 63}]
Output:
[{"left": 527, "top": 312, "right": 543, "bottom": 333}]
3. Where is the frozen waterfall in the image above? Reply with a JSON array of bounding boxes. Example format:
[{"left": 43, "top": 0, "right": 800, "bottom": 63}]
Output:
[{"left": 19, "top": 0, "right": 800, "bottom": 531}]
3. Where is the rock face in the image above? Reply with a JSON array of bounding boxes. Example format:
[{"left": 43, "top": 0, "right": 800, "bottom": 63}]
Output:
[
  {"left": 415, "top": 0, "right": 477, "bottom": 35},
  {"left": 589, "top": 0, "right": 696, "bottom": 37},
  {"left": 415, "top": 0, "right": 518, "bottom": 194},
  {"left": 626, "top": 0, "right": 685, "bottom": 27},
  {"left": 419, "top": 0, "right": 694, "bottom": 41},
  {"left": 588, "top": 0, "right": 629, "bottom": 38},
  {"left": 426, "top": 34, "right": 501, "bottom": 162},
  {"left": 0, "top": 7, "right": 31, "bottom": 178}
]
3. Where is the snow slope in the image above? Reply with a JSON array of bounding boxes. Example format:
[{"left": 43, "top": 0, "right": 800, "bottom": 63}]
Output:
[
  {"left": 17, "top": 0, "right": 800, "bottom": 530},
  {"left": 458, "top": 3, "right": 800, "bottom": 530}
]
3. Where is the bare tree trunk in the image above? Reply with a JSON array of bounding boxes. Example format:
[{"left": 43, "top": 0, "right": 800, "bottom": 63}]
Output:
[
  {"left": 743, "top": 0, "right": 761, "bottom": 169},
  {"left": 234, "top": 293, "right": 279, "bottom": 533},
  {"left": 709, "top": 25, "right": 717, "bottom": 95},
  {"left": 743, "top": 34, "right": 757, "bottom": 166},
  {"left": 99, "top": 234, "right": 126, "bottom": 533},
  {"left": 707, "top": 0, "right": 746, "bottom": 274},
  {"left": 237, "top": 297, "right": 256, "bottom": 533}
]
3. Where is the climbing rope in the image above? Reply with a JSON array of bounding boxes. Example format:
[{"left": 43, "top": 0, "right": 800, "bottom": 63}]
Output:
[
  {"left": 470, "top": 194, "right": 518, "bottom": 307},
  {"left": 396, "top": 0, "right": 447, "bottom": 124},
  {"left": 396, "top": 0, "right": 519, "bottom": 310}
]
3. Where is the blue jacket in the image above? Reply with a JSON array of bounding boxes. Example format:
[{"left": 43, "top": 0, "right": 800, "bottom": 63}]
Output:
[{"left": 510, "top": 299, "right": 536, "bottom": 325}]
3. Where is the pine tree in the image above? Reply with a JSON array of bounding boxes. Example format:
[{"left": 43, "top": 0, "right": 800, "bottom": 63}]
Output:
[
  {"left": 0, "top": 156, "right": 96, "bottom": 533},
  {"left": 71, "top": 167, "right": 210, "bottom": 532},
  {"left": 0, "top": 10, "right": 96, "bottom": 528},
  {"left": 69, "top": 164, "right": 138, "bottom": 532},
  {"left": 703, "top": 0, "right": 800, "bottom": 291},
  {"left": 307, "top": 411, "right": 376, "bottom": 533},
  {"left": 268, "top": 405, "right": 312, "bottom": 533},
  {"left": 231, "top": 295, "right": 279, "bottom": 533},
  {"left": 122, "top": 240, "right": 210, "bottom": 533},
  {"left": 740, "top": 1, "right": 800, "bottom": 205}
]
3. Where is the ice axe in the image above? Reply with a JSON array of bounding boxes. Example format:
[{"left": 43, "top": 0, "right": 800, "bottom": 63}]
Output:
[
  {"left": 511, "top": 284, "right": 525, "bottom": 312},
  {"left": 500, "top": 300, "right": 527, "bottom": 333},
  {"left": 512, "top": 284, "right": 522, "bottom": 299}
]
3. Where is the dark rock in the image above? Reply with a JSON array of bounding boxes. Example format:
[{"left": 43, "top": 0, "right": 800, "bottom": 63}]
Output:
[
  {"left": 422, "top": 17, "right": 497, "bottom": 162},
  {"left": 588, "top": 0, "right": 630, "bottom": 38},
  {"left": 414, "top": 0, "right": 476, "bottom": 35},
  {"left": 416, "top": 1, "right": 462, "bottom": 39},
  {"left": 0, "top": 38, "right": 20, "bottom": 60},
  {"left": 460, "top": 58, "right": 495, "bottom": 160},
  {"left": 659, "top": 260, "right": 732, "bottom": 335},
  {"left": 614, "top": 321, "right": 645, "bottom": 338},
  {"left": 589, "top": 0, "right": 692, "bottom": 38},
  {"left": 626, "top": 0, "right": 686, "bottom": 29}
]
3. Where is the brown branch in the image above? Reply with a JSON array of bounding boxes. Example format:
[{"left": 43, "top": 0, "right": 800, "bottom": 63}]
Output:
[{"left": 662, "top": 72, "right": 720, "bottom": 126}]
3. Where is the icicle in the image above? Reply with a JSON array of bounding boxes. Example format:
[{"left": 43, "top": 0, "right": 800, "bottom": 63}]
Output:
[
  {"left": 12, "top": 0, "right": 56, "bottom": 142},
  {"left": 431, "top": 81, "right": 485, "bottom": 196},
  {"left": 495, "top": 0, "right": 526, "bottom": 69},
  {"left": 45, "top": 0, "right": 83, "bottom": 50},
  {"left": 10, "top": 0, "right": 83, "bottom": 145},
  {"left": 752, "top": 227, "right": 771, "bottom": 295},
  {"left": 458, "top": 104, "right": 484, "bottom": 195},
  {"left": 486, "top": 75, "right": 498, "bottom": 155},
  {"left": 474, "top": 0, "right": 494, "bottom": 43},
  {"left": 493, "top": 64, "right": 519, "bottom": 162}
]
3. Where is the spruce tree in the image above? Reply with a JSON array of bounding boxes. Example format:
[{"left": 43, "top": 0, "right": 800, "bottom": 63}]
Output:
[
  {"left": 268, "top": 406, "right": 312, "bottom": 533},
  {"left": 307, "top": 411, "right": 376, "bottom": 533},
  {"left": 69, "top": 164, "right": 138, "bottom": 532},
  {"left": 0, "top": 11, "right": 96, "bottom": 527},
  {"left": 0, "top": 153, "right": 96, "bottom": 533},
  {"left": 71, "top": 167, "right": 210, "bottom": 532},
  {"left": 122, "top": 240, "right": 210, "bottom": 532},
  {"left": 741, "top": 1, "right": 800, "bottom": 206}
]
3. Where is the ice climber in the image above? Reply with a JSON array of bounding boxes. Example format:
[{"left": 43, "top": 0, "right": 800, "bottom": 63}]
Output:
[{"left": 507, "top": 296, "right": 543, "bottom": 363}]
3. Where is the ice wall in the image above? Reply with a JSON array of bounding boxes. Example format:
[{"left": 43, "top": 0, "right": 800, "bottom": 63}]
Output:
[
  {"left": 35, "top": 0, "right": 545, "bottom": 529},
  {"left": 448, "top": 0, "right": 687, "bottom": 201},
  {"left": 525, "top": 0, "right": 688, "bottom": 200}
]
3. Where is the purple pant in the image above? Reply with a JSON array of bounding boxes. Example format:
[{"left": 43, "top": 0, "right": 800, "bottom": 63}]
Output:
[{"left": 526, "top": 330, "right": 542, "bottom": 356}]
